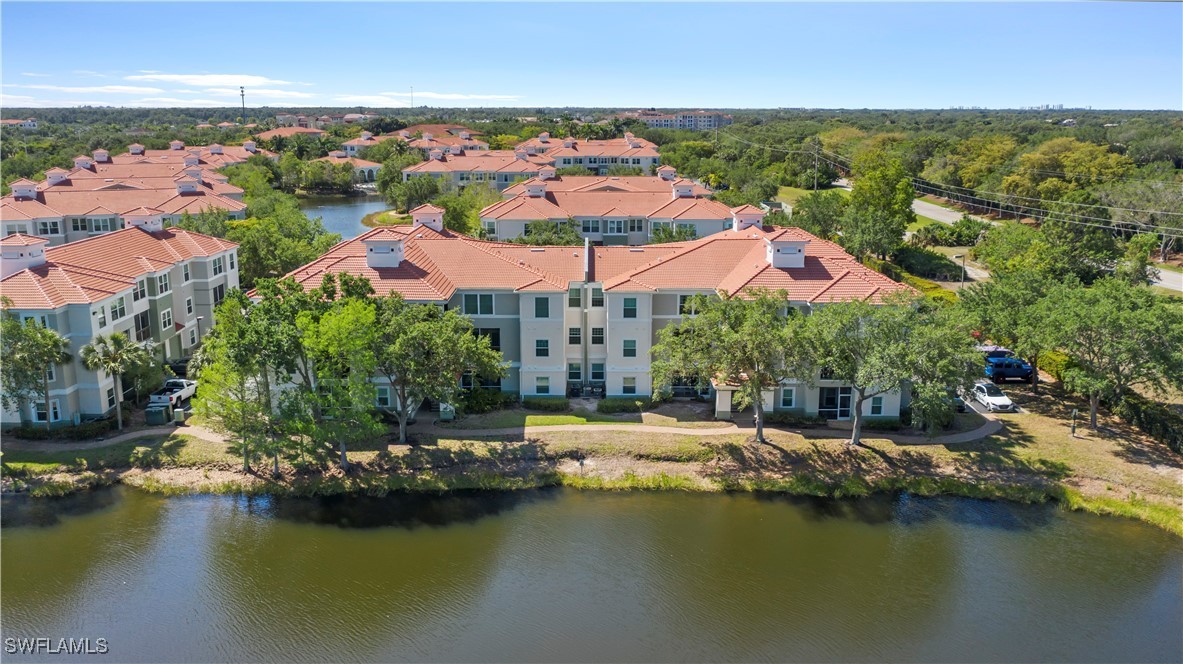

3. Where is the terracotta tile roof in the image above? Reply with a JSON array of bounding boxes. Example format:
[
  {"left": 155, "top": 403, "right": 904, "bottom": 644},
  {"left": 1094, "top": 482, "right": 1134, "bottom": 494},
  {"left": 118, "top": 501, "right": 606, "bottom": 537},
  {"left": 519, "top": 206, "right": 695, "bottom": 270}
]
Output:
[
  {"left": 314, "top": 154, "right": 381, "bottom": 169},
  {"left": 503, "top": 176, "right": 710, "bottom": 197},
  {"left": 0, "top": 227, "right": 237, "bottom": 310},
  {"left": 276, "top": 225, "right": 910, "bottom": 306},
  {"left": 254, "top": 127, "right": 325, "bottom": 140},
  {"left": 400, "top": 124, "right": 481, "bottom": 137},
  {"left": 481, "top": 190, "right": 732, "bottom": 222},
  {"left": 0, "top": 184, "right": 246, "bottom": 222},
  {"left": 0, "top": 233, "right": 50, "bottom": 247},
  {"left": 403, "top": 151, "right": 553, "bottom": 176},
  {"left": 409, "top": 203, "right": 445, "bottom": 214}
]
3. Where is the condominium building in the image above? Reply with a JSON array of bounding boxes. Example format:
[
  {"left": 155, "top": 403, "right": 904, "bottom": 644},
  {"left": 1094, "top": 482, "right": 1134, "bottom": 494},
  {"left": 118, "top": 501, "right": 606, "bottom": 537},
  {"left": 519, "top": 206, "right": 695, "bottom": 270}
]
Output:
[
  {"left": 619, "top": 110, "right": 734, "bottom": 131},
  {"left": 401, "top": 149, "right": 555, "bottom": 190},
  {"left": 255, "top": 126, "right": 326, "bottom": 141},
  {"left": 315, "top": 151, "right": 382, "bottom": 182},
  {"left": 0, "top": 224, "right": 239, "bottom": 427},
  {"left": 0, "top": 146, "right": 250, "bottom": 246},
  {"left": 479, "top": 171, "right": 737, "bottom": 243},
  {"left": 1, "top": 117, "right": 39, "bottom": 129},
  {"left": 516, "top": 132, "right": 660, "bottom": 175},
  {"left": 278, "top": 209, "right": 910, "bottom": 420}
]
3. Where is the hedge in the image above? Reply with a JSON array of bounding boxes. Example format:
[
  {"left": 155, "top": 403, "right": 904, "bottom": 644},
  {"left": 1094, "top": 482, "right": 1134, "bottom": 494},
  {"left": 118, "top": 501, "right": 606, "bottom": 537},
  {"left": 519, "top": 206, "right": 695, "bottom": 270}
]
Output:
[
  {"left": 1040, "top": 351, "right": 1073, "bottom": 382},
  {"left": 7, "top": 418, "right": 115, "bottom": 441},
  {"left": 596, "top": 397, "right": 653, "bottom": 414},
  {"left": 764, "top": 411, "right": 827, "bottom": 427},
  {"left": 1112, "top": 393, "right": 1183, "bottom": 455},
  {"left": 521, "top": 396, "right": 571, "bottom": 412},
  {"left": 458, "top": 388, "right": 518, "bottom": 415},
  {"left": 860, "top": 417, "right": 903, "bottom": 431}
]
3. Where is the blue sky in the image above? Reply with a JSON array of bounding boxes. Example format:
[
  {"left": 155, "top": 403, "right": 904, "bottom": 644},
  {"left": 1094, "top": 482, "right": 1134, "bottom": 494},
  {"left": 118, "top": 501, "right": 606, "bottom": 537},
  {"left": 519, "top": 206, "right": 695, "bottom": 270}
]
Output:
[{"left": 2, "top": 2, "right": 1180, "bottom": 110}]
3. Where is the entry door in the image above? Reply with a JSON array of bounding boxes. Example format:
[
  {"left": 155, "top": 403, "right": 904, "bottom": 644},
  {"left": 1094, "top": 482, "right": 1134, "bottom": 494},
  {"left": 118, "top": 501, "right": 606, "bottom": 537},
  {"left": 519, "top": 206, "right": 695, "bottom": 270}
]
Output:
[{"left": 819, "top": 387, "right": 853, "bottom": 420}]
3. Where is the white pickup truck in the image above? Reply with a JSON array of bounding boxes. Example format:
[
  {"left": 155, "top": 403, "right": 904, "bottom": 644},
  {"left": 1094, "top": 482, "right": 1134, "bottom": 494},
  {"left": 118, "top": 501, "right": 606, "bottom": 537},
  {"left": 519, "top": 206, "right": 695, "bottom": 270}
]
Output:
[{"left": 149, "top": 379, "right": 198, "bottom": 407}]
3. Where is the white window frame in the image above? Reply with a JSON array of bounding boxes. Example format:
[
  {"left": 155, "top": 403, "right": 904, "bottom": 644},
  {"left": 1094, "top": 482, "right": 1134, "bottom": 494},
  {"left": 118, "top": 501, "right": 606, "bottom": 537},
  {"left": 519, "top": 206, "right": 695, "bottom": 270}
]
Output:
[
  {"left": 622, "top": 377, "right": 637, "bottom": 395},
  {"left": 110, "top": 297, "right": 127, "bottom": 321},
  {"left": 535, "top": 339, "right": 549, "bottom": 357},
  {"left": 375, "top": 386, "right": 392, "bottom": 408},
  {"left": 212, "top": 256, "right": 225, "bottom": 276},
  {"left": 623, "top": 339, "right": 637, "bottom": 357},
  {"left": 161, "top": 308, "right": 173, "bottom": 330},
  {"left": 157, "top": 273, "right": 171, "bottom": 294},
  {"left": 185, "top": 297, "right": 194, "bottom": 316},
  {"left": 183, "top": 263, "right": 191, "bottom": 282},
  {"left": 463, "top": 293, "right": 494, "bottom": 316},
  {"left": 536, "top": 376, "right": 550, "bottom": 395},
  {"left": 133, "top": 279, "right": 147, "bottom": 302},
  {"left": 33, "top": 399, "right": 61, "bottom": 423},
  {"left": 871, "top": 396, "right": 884, "bottom": 416},
  {"left": 781, "top": 387, "right": 796, "bottom": 409}
]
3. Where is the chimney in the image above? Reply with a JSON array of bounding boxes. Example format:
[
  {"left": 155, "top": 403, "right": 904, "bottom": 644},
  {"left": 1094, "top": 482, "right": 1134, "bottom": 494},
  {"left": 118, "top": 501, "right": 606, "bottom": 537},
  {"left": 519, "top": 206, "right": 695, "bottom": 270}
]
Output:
[
  {"left": 45, "top": 168, "right": 69, "bottom": 186},
  {"left": 398, "top": 130, "right": 410, "bottom": 138},
  {"left": 539, "top": 131, "right": 550, "bottom": 143},
  {"left": 410, "top": 203, "right": 445, "bottom": 232},
  {"left": 243, "top": 140, "right": 257, "bottom": 153},
  {"left": 538, "top": 166, "right": 556, "bottom": 181},
  {"left": 361, "top": 131, "right": 372, "bottom": 140},
  {"left": 169, "top": 140, "right": 184, "bottom": 150},
  {"left": 731, "top": 205, "right": 767, "bottom": 232},
  {"left": 176, "top": 178, "right": 199, "bottom": 194},
  {"left": 188, "top": 147, "right": 202, "bottom": 157},
  {"left": 766, "top": 237, "right": 808, "bottom": 269},
  {"left": 524, "top": 179, "right": 547, "bottom": 198},
  {"left": 124, "top": 209, "right": 164, "bottom": 233},
  {"left": 671, "top": 179, "right": 694, "bottom": 199},
  {"left": 562, "top": 137, "right": 575, "bottom": 148},
  {"left": 429, "top": 148, "right": 444, "bottom": 161},
  {"left": 363, "top": 234, "right": 405, "bottom": 268},
  {"left": 657, "top": 165, "right": 677, "bottom": 181},
  {"left": 422, "top": 132, "right": 433, "bottom": 141},
  {"left": 328, "top": 150, "right": 347, "bottom": 158},
  {"left": 8, "top": 179, "right": 38, "bottom": 200},
  {"left": 209, "top": 143, "right": 224, "bottom": 154},
  {"left": 183, "top": 167, "right": 203, "bottom": 184},
  {"left": 459, "top": 131, "right": 470, "bottom": 139},
  {"left": 0, "top": 235, "right": 50, "bottom": 278},
  {"left": 128, "top": 143, "right": 145, "bottom": 155},
  {"left": 73, "top": 155, "right": 94, "bottom": 170},
  {"left": 514, "top": 148, "right": 528, "bottom": 161},
  {"left": 183, "top": 154, "right": 200, "bottom": 167},
  {"left": 92, "top": 149, "right": 110, "bottom": 163}
]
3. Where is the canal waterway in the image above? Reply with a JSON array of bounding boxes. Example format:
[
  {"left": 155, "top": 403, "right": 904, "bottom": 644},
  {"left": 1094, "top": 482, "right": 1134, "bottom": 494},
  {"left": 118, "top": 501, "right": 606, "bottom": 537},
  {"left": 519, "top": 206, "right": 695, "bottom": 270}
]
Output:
[
  {"left": 1, "top": 488, "right": 1180, "bottom": 663},
  {"left": 299, "top": 195, "right": 389, "bottom": 240}
]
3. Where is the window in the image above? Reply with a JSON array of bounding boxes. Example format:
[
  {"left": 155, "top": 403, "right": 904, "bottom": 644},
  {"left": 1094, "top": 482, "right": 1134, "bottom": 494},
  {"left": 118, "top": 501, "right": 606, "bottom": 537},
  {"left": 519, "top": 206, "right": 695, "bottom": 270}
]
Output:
[
  {"left": 568, "top": 287, "right": 581, "bottom": 308},
  {"left": 535, "top": 339, "right": 549, "bottom": 357},
  {"left": 157, "top": 273, "right": 171, "bottom": 294},
  {"left": 623, "top": 297, "right": 637, "bottom": 319},
  {"left": 45, "top": 365, "right": 55, "bottom": 383},
  {"left": 568, "top": 363, "right": 582, "bottom": 381},
  {"left": 568, "top": 327, "right": 581, "bottom": 345},
  {"left": 92, "top": 218, "right": 117, "bottom": 233},
  {"left": 679, "top": 295, "right": 695, "bottom": 315},
  {"left": 133, "top": 311, "right": 151, "bottom": 342},
  {"left": 72, "top": 219, "right": 88, "bottom": 233},
  {"left": 535, "top": 376, "right": 550, "bottom": 395},
  {"left": 34, "top": 400, "right": 61, "bottom": 423},
  {"left": 623, "top": 339, "right": 637, "bottom": 357},
  {"left": 482, "top": 220, "right": 497, "bottom": 237},
  {"left": 463, "top": 293, "right": 494, "bottom": 315},
  {"left": 161, "top": 308, "right": 173, "bottom": 330},
  {"left": 133, "top": 279, "right": 147, "bottom": 302},
  {"left": 581, "top": 219, "right": 600, "bottom": 234},
  {"left": 107, "top": 388, "right": 116, "bottom": 409},
  {"left": 188, "top": 329, "right": 197, "bottom": 347},
  {"left": 591, "top": 363, "right": 605, "bottom": 381},
  {"left": 37, "top": 221, "right": 61, "bottom": 236},
  {"left": 212, "top": 256, "right": 225, "bottom": 276},
  {"left": 871, "top": 396, "right": 884, "bottom": 416},
  {"left": 213, "top": 284, "right": 226, "bottom": 305},
  {"left": 183, "top": 263, "right": 191, "bottom": 282},
  {"left": 591, "top": 327, "right": 605, "bottom": 345},
  {"left": 229, "top": 253, "right": 236, "bottom": 270},
  {"left": 632, "top": 158, "right": 641, "bottom": 165},
  {"left": 628, "top": 219, "right": 644, "bottom": 233},
  {"left": 780, "top": 387, "right": 796, "bottom": 409},
  {"left": 534, "top": 296, "right": 550, "bottom": 318},
  {"left": 186, "top": 297, "right": 194, "bottom": 316},
  {"left": 110, "top": 297, "right": 127, "bottom": 321},
  {"left": 97, "top": 306, "right": 107, "bottom": 328},
  {"left": 607, "top": 219, "right": 625, "bottom": 234},
  {"left": 591, "top": 288, "right": 604, "bottom": 307},
  {"left": 23, "top": 314, "right": 48, "bottom": 328},
  {"left": 476, "top": 328, "right": 501, "bottom": 351},
  {"left": 622, "top": 377, "right": 637, "bottom": 395},
  {"left": 375, "top": 386, "right": 392, "bottom": 408}
]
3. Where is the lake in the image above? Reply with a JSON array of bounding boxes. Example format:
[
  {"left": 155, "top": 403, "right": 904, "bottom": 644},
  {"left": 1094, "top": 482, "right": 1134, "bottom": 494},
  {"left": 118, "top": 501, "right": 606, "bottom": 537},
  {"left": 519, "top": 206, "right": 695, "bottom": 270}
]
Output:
[
  {"left": 299, "top": 195, "right": 390, "bottom": 240},
  {"left": 2, "top": 488, "right": 1180, "bottom": 663}
]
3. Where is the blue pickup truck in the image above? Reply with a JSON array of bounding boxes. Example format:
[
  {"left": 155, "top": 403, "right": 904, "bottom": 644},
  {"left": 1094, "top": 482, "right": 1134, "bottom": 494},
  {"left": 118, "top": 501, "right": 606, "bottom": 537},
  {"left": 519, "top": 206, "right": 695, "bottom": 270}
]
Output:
[{"left": 984, "top": 356, "right": 1033, "bottom": 383}]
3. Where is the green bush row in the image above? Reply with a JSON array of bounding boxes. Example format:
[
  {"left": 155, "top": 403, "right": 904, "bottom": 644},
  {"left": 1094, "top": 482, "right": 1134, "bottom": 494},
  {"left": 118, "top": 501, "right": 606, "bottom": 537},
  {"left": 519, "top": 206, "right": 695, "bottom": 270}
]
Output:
[
  {"left": 596, "top": 397, "right": 654, "bottom": 414},
  {"left": 1112, "top": 393, "right": 1183, "bottom": 455},
  {"left": 763, "top": 411, "right": 827, "bottom": 427},
  {"left": 458, "top": 388, "right": 518, "bottom": 415},
  {"left": 1040, "top": 350, "right": 1074, "bottom": 381},
  {"left": 862, "top": 254, "right": 958, "bottom": 305},
  {"left": 521, "top": 396, "right": 571, "bottom": 412},
  {"left": 860, "top": 417, "right": 903, "bottom": 431},
  {"left": 7, "top": 418, "right": 116, "bottom": 441}
]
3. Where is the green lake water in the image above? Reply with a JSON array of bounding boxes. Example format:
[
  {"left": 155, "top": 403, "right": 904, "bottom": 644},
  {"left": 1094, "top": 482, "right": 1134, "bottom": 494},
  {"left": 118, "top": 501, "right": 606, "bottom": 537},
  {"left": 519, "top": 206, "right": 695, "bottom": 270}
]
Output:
[{"left": 2, "top": 488, "right": 1180, "bottom": 662}]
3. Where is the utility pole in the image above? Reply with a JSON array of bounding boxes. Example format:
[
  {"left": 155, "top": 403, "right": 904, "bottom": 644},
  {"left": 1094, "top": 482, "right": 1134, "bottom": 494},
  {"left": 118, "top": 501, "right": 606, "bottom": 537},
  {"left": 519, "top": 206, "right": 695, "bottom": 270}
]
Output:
[
  {"left": 813, "top": 142, "right": 819, "bottom": 190},
  {"left": 410, "top": 85, "right": 414, "bottom": 109},
  {"left": 240, "top": 86, "right": 245, "bottom": 114}
]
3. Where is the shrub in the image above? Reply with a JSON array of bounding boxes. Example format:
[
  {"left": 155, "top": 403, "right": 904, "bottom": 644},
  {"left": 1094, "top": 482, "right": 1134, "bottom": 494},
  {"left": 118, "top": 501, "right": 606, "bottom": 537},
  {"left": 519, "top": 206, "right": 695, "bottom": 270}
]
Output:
[
  {"left": 522, "top": 396, "right": 570, "bottom": 412},
  {"left": 891, "top": 246, "right": 961, "bottom": 279},
  {"left": 458, "top": 388, "right": 518, "bottom": 415},
  {"left": 764, "top": 411, "right": 827, "bottom": 427},
  {"left": 861, "top": 417, "right": 903, "bottom": 431},
  {"left": 10, "top": 426, "right": 53, "bottom": 440},
  {"left": 64, "top": 419, "right": 115, "bottom": 440},
  {"left": 1041, "top": 350, "right": 1073, "bottom": 381},
  {"left": 1112, "top": 393, "right": 1183, "bottom": 455},
  {"left": 596, "top": 397, "right": 653, "bottom": 414}
]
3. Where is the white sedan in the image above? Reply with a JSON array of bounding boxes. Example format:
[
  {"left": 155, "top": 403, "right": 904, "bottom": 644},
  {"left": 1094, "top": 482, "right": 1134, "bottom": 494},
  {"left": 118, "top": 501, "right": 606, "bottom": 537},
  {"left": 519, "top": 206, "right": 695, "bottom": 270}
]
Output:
[{"left": 971, "top": 382, "right": 1015, "bottom": 412}]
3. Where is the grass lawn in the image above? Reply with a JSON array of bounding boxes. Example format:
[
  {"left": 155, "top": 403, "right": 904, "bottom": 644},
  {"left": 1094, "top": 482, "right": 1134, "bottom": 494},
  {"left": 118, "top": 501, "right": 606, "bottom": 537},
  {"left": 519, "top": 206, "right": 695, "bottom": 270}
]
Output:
[
  {"left": 441, "top": 402, "right": 731, "bottom": 430},
  {"left": 907, "top": 214, "right": 943, "bottom": 232},
  {"left": 776, "top": 186, "right": 849, "bottom": 206},
  {"left": 361, "top": 209, "right": 412, "bottom": 228},
  {"left": 1, "top": 434, "right": 235, "bottom": 474},
  {"left": 1152, "top": 285, "right": 1182, "bottom": 299},
  {"left": 1156, "top": 262, "right": 1183, "bottom": 274},
  {"left": 920, "top": 195, "right": 958, "bottom": 210}
]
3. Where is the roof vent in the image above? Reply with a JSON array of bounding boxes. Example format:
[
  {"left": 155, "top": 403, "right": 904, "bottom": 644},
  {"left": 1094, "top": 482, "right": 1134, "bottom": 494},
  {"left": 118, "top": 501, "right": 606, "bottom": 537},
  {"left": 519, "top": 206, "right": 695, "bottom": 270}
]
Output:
[
  {"left": 629, "top": 248, "right": 645, "bottom": 253},
  {"left": 529, "top": 248, "right": 544, "bottom": 252}
]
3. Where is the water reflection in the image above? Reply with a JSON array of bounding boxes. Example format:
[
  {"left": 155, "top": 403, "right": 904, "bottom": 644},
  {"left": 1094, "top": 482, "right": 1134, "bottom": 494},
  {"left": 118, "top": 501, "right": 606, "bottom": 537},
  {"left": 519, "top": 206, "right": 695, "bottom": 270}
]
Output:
[{"left": 1, "top": 489, "right": 121, "bottom": 528}]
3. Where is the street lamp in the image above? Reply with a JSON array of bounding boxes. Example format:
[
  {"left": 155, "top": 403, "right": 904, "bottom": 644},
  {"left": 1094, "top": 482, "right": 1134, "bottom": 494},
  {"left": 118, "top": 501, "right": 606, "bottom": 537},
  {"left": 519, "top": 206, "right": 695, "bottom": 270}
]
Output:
[
  {"left": 952, "top": 254, "right": 967, "bottom": 284},
  {"left": 196, "top": 316, "right": 204, "bottom": 343}
]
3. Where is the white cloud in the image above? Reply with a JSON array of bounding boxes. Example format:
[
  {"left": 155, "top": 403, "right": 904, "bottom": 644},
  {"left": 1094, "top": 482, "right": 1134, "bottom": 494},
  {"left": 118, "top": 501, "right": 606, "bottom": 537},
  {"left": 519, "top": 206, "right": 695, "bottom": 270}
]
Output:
[
  {"left": 71, "top": 70, "right": 109, "bottom": 78},
  {"left": 379, "top": 90, "right": 521, "bottom": 101},
  {"left": 9, "top": 84, "right": 164, "bottom": 94},
  {"left": 126, "top": 73, "right": 293, "bottom": 87},
  {"left": 334, "top": 94, "right": 411, "bottom": 107},
  {"left": 20, "top": 72, "right": 51, "bottom": 78},
  {"left": 203, "top": 87, "right": 316, "bottom": 99}
]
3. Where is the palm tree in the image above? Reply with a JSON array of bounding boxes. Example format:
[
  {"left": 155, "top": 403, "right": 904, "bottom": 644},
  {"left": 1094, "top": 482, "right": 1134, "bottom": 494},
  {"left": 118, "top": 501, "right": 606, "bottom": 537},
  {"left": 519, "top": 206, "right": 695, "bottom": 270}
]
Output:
[
  {"left": 80, "top": 333, "right": 155, "bottom": 431},
  {"left": 25, "top": 324, "right": 71, "bottom": 431}
]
